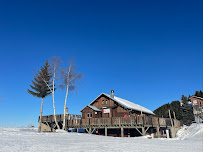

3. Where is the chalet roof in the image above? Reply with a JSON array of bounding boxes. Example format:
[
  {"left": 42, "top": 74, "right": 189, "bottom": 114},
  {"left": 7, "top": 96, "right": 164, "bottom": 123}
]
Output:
[
  {"left": 88, "top": 105, "right": 101, "bottom": 111},
  {"left": 81, "top": 105, "right": 101, "bottom": 112},
  {"left": 189, "top": 96, "right": 203, "bottom": 100},
  {"left": 90, "top": 93, "right": 154, "bottom": 115}
]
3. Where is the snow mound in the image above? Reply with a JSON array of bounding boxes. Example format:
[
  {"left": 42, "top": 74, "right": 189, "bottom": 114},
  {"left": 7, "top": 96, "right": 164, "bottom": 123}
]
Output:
[
  {"left": 176, "top": 123, "right": 203, "bottom": 140},
  {"left": 55, "top": 129, "right": 68, "bottom": 133}
]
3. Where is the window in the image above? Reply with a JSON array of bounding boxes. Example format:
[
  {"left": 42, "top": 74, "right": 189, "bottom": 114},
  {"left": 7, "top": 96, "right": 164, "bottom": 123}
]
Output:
[
  {"left": 102, "top": 100, "right": 104, "bottom": 104},
  {"left": 193, "top": 100, "right": 198, "bottom": 105},
  {"left": 87, "top": 113, "right": 92, "bottom": 118},
  {"left": 106, "top": 100, "right": 108, "bottom": 104}
]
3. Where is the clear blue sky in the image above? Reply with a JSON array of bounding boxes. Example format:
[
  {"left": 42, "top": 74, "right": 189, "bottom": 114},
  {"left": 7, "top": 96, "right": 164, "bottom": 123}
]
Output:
[{"left": 0, "top": 0, "right": 202, "bottom": 127}]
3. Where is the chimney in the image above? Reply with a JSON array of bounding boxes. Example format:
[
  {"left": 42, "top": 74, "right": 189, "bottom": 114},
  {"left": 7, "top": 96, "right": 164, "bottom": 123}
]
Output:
[{"left": 110, "top": 90, "right": 114, "bottom": 98}]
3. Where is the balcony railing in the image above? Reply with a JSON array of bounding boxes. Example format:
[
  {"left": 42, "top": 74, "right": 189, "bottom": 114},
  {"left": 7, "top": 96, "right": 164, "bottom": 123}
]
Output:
[{"left": 67, "top": 116, "right": 181, "bottom": 128}]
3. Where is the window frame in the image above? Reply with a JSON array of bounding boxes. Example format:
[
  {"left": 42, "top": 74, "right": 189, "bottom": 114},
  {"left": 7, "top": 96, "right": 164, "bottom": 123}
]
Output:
[{"left": 87, "top": 113, "right": 92, "bottom": 118}]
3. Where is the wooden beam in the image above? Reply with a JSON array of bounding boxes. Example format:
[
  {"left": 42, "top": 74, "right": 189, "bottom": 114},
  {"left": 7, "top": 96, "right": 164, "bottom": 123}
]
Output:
[
  {"left": 173, "top": 111, "right": 176, "bottom": 120},
  {"left": 91, "top": 128, "right": 96, "bottom": 134},
  {"left": 85, "top": 128, "right": 89, "bottom": 133},
  {"left": 45, "top": 121, "right": 50, "bottom": 128},
  {"left": 144, "top": 127, "right": 150, "bottom": 134},
  {"left": 135, "top": 127, "right": 143, "bottom": 136},
  {"left": 168, "top": 109, "right": 174, "bottom": 127}
]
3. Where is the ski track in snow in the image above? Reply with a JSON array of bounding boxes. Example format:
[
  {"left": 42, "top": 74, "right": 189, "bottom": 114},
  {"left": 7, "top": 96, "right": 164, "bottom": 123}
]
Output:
[{"left": 0, "top": 124, "right": 203, "bottom": 152}]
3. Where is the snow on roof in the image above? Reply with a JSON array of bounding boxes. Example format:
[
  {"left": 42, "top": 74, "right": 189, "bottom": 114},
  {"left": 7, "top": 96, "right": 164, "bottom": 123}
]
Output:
[
  {"left": 87, "top": 105, "right": 101, "bottom": 111},
  {"left": 190, "top": 96, "right": 203, "bottom": 100},
  {"left": 90, "top": 93, "right": 154, "bottom": 115}
]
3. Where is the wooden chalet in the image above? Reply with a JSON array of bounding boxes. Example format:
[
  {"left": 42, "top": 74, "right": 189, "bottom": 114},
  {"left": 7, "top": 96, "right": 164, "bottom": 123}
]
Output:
[
  {"left": 189, "top": 96, "right": 203, "bottom": 119},
  {"left": 81, "top": 90, "right": 154, "bottom": 119},
  {"left": 40, "top": 90, "right": 182, "bottom": 138}
]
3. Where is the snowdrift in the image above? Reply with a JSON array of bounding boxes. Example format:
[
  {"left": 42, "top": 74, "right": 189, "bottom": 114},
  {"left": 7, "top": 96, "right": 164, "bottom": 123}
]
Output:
[{"left": 176, "top": 123, "right": 203, "bottom": 140}]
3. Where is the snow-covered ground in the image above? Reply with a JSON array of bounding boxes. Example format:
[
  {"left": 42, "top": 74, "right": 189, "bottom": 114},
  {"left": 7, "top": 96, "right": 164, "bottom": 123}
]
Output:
[{"left": 0, "top": 124, "right": 202, "bottom": 152}]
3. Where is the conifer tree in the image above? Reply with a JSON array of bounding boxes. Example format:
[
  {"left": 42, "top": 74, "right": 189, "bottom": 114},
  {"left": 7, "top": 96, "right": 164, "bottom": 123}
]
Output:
[
  {"left": 27, "top": 61, "right": 53, "bottom": 132},
  {"left": 181, "top": 95, "right": 194, "bottom": 125}
]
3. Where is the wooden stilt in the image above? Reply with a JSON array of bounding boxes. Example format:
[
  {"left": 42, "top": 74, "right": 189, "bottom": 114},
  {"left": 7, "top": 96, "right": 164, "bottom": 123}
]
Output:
[
  {"left": 157, "top": 127, "right": 160, "bottom": 138},
  {"left": 121, "top": 128, "right": 124, "bottom": 137},
  {"left": 142, "top": 127, "right": 146, "bottom": 136},
  {"left": 105, "top": 127, "right": 107, "bottom": 136},
  {"left": 168, "top": 109, "right": 174, "bottom": 127},
  {"left": 173, "top": 111, "right": 176, "bottom": 120},
  {"left": 89, "top": 127, "right": 92, "bottom": 134}
]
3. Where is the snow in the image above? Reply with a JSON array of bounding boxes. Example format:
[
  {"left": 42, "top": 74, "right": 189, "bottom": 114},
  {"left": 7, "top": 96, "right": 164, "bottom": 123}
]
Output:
[
  {"left": 113, "top": 95, "right": 154, "bottom": 115},
  {"left": 0, "top": 125, "right": 202, "bottom": 152},
  {"left": 103, "top": 93, "right": 154, "bottom": 115},
  {"left": 176, "top": 123, "right": 203, "bottom": 140}
]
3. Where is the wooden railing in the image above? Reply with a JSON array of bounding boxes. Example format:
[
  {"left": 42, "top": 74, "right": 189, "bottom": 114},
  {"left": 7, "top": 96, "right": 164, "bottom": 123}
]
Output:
[
  {"left": 67, "top": 116, "right": 181, "bottom": 128},
  {"left": 40, "top": 115, "right": 181, "bottom": 128}
]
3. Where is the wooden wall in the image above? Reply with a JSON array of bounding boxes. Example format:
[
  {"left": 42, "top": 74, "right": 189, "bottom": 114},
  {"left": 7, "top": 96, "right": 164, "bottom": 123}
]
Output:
[
  {"left": 81, "top": 106, "right": 102, "bottom": 119},
  {"left": 91, "top": 95, "right": 115, "bottom": 109},
  {"left": 81, "top": 95, "right": 143, "bottom": 119},
  {"left": 190, "top": 97, "right": 203, "bottom": 107}
]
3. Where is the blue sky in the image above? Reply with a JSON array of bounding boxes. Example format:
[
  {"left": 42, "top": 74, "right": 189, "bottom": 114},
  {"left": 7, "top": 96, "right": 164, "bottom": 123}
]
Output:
[{"left": 0, "top": 0, "right": 202, "bottom": 127}]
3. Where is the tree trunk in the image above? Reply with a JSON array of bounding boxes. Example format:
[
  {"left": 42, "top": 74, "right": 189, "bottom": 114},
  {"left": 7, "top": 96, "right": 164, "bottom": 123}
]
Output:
[
  {"left": 53, "top": 69, "right": 60, "bottom": 129},
  {"left": 38, "top": 97, "right": 44, "bottom": 132},
  {"left": 62, "top": 84, "right": 69, "bottom": 130}
]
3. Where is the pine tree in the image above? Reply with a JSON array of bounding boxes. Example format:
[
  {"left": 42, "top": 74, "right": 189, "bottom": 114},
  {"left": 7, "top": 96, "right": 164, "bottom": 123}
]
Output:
[
  {"left": 181, "top": 95, "right": 194, "bottom": 125},
  {"left": 27, "top": 60, "right": 53, "bottom": 132},
  {"left": 170, "top": 101, "right": 182, "bottom": 120}
]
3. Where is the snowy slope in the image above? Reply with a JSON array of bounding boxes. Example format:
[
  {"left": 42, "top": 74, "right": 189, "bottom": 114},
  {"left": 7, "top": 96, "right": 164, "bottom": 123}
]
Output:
[
  {"left": 176, "top": 123, "right": 203, "bottom": 140},
  {"left": 0, "top": 127, "right": 202, "bottom": 152}
]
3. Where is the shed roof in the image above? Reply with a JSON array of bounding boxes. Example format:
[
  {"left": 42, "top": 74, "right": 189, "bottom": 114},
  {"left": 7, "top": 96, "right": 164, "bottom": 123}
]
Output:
[
  {"left": 90, "top": 93, "right": 154, "bottom": 115},
  {"left": 81, "top": 105, "right": 101, "bottom": 112},
  {"left": 87, "top": 105, "right": 101, "bottom": 111}
]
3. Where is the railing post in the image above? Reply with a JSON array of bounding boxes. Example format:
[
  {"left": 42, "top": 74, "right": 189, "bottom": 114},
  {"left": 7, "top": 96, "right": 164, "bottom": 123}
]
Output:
[{"left": 99, "top": 118, "right": 100, "bottom": 127}]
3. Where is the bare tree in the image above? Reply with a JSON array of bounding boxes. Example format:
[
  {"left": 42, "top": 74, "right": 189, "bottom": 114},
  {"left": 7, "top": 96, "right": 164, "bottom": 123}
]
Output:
[
  {"left": 49, "top": 57, "right": 61, "bottom": 129},
  {"left": 61, "top": 58, "right": 83, "bottom": 130},
  {"left": 40, "top": 57, "right": 61, "bottom": 130}
]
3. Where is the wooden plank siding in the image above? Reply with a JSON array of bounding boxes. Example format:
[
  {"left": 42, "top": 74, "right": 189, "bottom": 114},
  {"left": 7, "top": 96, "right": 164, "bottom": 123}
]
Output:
[{"left": 81, "top": 94, "right": 152, "bottom": 121}]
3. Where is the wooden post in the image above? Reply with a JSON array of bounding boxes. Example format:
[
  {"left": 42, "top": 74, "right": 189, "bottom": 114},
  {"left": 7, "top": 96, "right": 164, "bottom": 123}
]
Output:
[
  {"left": 166, "top": 129, "right": 169, "bottom": 138},
  {"left": 121, "top": 128, "right": 124, "bottom": 137},
  {"left": 105, "top": 127, "right": 107, "bottom": 136},
  {"left": 89, "top": 127, "right": 92, "bottom": 134},
  {"left": 65, "top": 119, "right": 67, "bottom": 131},
  {"left": 142, "top": 127, "right": 146, "bottom": 136},
  {"left": 141, "top": 107, "right": 143, "bottom": 116},
  {"left": 173, "top": 111, "right": 176, "bottom": 120},
  {"left": 168, "top": 109, "right": 174, "bottom": 127},
  {"left": 156, "top": 127, "right": 160, "bottom": 138}
]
